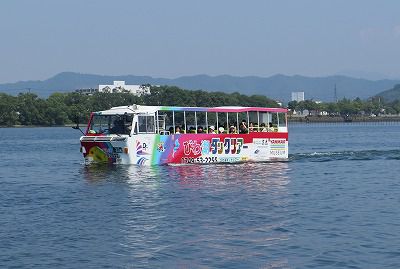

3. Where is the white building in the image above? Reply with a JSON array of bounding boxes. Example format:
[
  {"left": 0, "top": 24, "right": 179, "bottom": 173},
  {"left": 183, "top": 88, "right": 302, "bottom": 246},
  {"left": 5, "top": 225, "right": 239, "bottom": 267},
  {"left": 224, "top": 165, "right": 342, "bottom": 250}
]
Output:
[
  {"left": 98, "top": 81, "right": 150, "bottom": 96},
  {"left": 291, "top": 91, "right": 305, "bottom": 102}
]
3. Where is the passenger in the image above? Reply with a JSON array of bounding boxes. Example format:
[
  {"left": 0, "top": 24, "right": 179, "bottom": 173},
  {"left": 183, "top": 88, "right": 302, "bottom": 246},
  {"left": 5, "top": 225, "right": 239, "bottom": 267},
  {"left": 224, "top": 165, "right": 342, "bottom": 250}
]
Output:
[
  {"left": 239, "top": 120, "right": 248, "bottom": 134},
  {"left": 189, "top": 126, "right": 196, "bottom": 133},
  {"left": 268, "top": 122, "right": 274, "bottom": 132},
  {"left": 126, "top": 124, "right": 132, "bottom": 134},
  {"left": 249, "top": 122, "right": 254, "bottom": 132},
  {"left": 260, "top": 123, "right": 268, "bottom": 132},
  {"left": 110, "top": 119, "right": 124, "bottom": 134},
  {"left": 175, "top": 126, "right": 181, "bottom": 134},
  {"left": 209, "top": 125, "right": 216, "bottom": 134},
  {"left": 197, "top": 126, "right": 204, "bottom": 133},
  {"left": 218, "top": 126, "right": 225, "bottom": 134},
  {"left": 168, "top": 126, "right": 174, "bottom": 134},
  {"left": 229, "top": 125, "right": 236, "bottom": 134}
]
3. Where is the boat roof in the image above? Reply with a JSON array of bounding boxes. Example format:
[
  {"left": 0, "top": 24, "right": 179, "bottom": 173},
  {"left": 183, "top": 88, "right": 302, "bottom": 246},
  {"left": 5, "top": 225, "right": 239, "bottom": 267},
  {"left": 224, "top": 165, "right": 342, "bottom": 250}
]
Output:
[{"left": 94, "top": 105, "right": 288, "bottom": 115}]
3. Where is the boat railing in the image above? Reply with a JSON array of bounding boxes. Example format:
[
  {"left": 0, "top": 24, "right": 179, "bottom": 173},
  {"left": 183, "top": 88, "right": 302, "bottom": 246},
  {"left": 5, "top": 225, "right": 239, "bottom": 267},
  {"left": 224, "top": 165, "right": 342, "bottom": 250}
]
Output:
[{"left": 156, "top": 127, "right": 281, "bottom": 135}]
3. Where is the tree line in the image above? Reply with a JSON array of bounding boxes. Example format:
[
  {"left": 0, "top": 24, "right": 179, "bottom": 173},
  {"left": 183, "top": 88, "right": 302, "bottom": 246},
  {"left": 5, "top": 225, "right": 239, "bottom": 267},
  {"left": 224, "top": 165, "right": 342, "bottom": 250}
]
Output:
[
  {"left": 0, "top": 86, "right": 278, "bottom": 126},
  {"left": 288, "top": 97, "right": 400, "bottom": 116},
  {"left": 2, "top": 85, "right": 400, "bottom": 126}
]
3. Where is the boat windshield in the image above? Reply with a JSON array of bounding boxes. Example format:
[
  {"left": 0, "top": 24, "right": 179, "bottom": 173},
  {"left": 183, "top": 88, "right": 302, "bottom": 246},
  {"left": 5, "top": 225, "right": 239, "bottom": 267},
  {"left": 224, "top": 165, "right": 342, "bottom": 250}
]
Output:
[{"left": 88, "top": 114, "right": 133, "bottom": 135}]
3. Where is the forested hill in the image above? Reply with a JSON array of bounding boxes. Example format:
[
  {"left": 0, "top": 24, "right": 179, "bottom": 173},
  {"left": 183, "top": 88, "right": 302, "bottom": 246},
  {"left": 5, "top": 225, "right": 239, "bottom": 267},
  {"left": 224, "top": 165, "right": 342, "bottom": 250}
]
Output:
[
  {"left": 375, "top": 84, "right": 400, "bottom": 102},
  {"left": 1, "top": 72, "right": 399, "bottom": 102},
  {"left": 0, "top": 86, "right": 278, "bottom": 126}
]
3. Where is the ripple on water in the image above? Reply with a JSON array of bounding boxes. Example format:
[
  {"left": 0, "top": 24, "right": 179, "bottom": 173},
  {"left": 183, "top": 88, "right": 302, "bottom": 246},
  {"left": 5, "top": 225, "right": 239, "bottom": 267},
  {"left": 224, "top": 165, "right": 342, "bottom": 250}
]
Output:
[{"left": 1, "top": 125, "right": 400, "bottom": 268}]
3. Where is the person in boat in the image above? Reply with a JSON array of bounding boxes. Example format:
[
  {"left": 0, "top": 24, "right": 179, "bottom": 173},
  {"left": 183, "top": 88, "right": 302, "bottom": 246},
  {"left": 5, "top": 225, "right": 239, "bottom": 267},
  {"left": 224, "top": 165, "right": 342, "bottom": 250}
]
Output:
[
  {"left": 197, "top": 126, "right": 204, "bottom": 133},
  {"left": 218, "top": 126, "right": 225, "bottom": 134},
  {"left": 239, "top": 120, "right": 248, "bottom": 134},
  {"left": 268, "top": 122, "right": 275, "bottom": 132},
  {"left": 229, "top": 125, "right": 236, "bottom": 134},
  {"left": 260, "top": 123, "right": 268, "bottom": 132},
  {"left": 110, "top": 118, "right": 125, "bottom": 134},
  {"left": 249, "top": 122, "right": 255, "bottom": 132},
  {"left": 181, "top": 124, "right": 186, "bottom": 134},
  {"left": 209, "top": 125, "right": 216, "bottom": 134},
  {"left": 175, "top": 126, "right": 181, "bottom": 134},
  {"left": 126, "top": 124, "right": 132, "bottom": 134}
]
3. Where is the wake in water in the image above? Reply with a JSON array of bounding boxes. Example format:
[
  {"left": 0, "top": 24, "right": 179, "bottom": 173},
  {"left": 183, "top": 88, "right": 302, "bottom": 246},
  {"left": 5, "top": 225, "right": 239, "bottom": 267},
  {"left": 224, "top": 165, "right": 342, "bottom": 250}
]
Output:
[{"left": 290, "top": 149, "right": 400, "bottom": 162}]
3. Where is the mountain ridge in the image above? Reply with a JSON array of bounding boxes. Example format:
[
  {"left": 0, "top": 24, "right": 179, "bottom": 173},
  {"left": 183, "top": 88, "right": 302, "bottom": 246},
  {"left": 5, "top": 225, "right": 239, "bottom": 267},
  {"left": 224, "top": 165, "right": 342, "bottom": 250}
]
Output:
[
  {"left": 375, "top": 84, "right": 400, "bottom": 102},
  {"left": 1, "top": 72, "right": 399, "bottom": 102}
]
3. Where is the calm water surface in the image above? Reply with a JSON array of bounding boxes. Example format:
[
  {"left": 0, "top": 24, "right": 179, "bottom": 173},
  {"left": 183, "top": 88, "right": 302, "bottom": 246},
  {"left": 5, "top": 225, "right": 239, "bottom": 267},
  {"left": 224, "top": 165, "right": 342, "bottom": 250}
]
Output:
[{"left": 1, "top": 123, "right": 399, "bottom": 268}]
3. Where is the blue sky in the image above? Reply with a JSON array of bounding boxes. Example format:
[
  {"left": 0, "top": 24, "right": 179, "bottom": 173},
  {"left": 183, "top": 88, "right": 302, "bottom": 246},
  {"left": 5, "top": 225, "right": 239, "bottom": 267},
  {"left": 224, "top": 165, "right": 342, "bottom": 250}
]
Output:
[{"left": 1, "top": 0, "right": 400, "bottom": 83}]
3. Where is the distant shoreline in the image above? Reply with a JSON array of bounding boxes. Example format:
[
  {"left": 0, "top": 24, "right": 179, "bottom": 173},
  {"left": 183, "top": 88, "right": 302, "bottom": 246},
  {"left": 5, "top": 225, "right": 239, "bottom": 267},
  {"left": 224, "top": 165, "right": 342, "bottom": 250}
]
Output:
[
  {"left": 288, "top": 116, "right": 400, "bottom": 123},
  {"left": 2, "top": 117, "right": 400, "bottom": 128}
]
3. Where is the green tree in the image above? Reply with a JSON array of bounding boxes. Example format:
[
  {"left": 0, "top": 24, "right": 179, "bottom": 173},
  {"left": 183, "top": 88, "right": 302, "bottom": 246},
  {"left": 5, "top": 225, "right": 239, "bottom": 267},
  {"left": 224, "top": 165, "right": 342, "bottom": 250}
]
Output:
[
  {"left": 16, "top": 93, "right": 48, "bottom": 125},
  {"left": 0, "top": 93, "right": 19, "bottom": 126}
]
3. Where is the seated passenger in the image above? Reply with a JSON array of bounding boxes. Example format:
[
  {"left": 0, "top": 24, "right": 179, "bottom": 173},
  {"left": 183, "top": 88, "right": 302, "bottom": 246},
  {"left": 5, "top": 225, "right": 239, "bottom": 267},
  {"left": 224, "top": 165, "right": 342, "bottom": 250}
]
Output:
[
  {"left": 168, "top": 126, "right": 174, "bottom": 134},
  {"left": 229, "top": 125, "right": 236, "bottom": 134},
  {"left": 239, "top": 120, "right": 248, "bottom": 134},
  {"left": 254, "top": 123, "right": 259, "bottom": 132},
  {"left": 267, "top": 122, "right": 275, "bottom": 132},
  {"left": 249, "top": 122, "right": 255, "bottom": 132},
  {"left": 260, "top": 123, "right": 268, "bottom": 132},
  {"left": 175, "top": 126, "right": 181, "bottom": 134},
  {"left": 197, "top": 126, "right": 204, "bottom": 133},
  {"left": 218, "top": 127, "right": 225, "bottom": 134},
  {"left": 209, "top": 125, "right": 216, "bottom": 134}
]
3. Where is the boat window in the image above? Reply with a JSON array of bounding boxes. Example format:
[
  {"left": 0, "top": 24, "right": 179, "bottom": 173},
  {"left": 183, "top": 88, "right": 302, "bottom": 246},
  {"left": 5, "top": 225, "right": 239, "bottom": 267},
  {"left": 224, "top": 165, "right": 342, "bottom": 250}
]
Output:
[
  {"left": 173, "top": 111, "right": 185, "bottom": 134},
  {"left": 184, "top": 111, "right": 196, "bottom": 133},
  {"left": 271, "top": 113, "right": 279, "bottom": 131},
  {"left": 138, "top": 115, "right": 155, "bottom": 133},
  {"left": 156, "top": 112, "right": 169, "bottom": 135},
  {"left": 88, "top": 114, "right": 133, "bottom": 135},
  {"left": 248, "top": 111, "right": 258, "bottom": 132},
  {"left": 207, "top": 112, "right": 217, "bottom": 134},
  {"left": 216, "top": 112, "right": 226, "bottom": 133},
  {"left": 157, "top": 110, "right": 188, "bottom": 134},
  {"left": 226, "top": 112, "right": 238, "bottom": 134},
  {"left": 278, "top": 112, "right": 286, "bottom": 127},
  {"left": 237, "top": 112, "right": 248, "bottom": 134},
  {"left": 156, "top": 111, "right": 173, "bottom": 134},
  {"left": 196, "top": 111, "right": 207, "bottom": 134},
  {"left": 259, "top": 112, "right": 271, "bottom": 131}
]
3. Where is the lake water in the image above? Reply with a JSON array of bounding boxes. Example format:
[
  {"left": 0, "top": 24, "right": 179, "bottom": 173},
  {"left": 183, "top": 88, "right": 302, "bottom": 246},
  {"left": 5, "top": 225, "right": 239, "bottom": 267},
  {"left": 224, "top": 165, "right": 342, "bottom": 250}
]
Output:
[{"left": 1, "top": 123, "right": 399, "bottom": 268}]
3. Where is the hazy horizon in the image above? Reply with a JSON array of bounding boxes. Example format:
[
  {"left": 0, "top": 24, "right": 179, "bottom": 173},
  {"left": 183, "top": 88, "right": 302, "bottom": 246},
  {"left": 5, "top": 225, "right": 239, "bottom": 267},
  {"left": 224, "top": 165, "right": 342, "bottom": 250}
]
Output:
[
  {"left": 3, "top": 71, "right": 400, "bottom": 86},
  {"left": 1, "top": 0, "right": 400, "bottom": 83}
]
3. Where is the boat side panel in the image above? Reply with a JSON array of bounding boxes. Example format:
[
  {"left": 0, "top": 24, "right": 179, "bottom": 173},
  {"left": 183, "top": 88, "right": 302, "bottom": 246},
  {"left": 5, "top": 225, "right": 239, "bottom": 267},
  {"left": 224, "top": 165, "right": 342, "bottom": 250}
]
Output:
[{"left": 133, "top": 132, "right": 288, "bottom": 166}]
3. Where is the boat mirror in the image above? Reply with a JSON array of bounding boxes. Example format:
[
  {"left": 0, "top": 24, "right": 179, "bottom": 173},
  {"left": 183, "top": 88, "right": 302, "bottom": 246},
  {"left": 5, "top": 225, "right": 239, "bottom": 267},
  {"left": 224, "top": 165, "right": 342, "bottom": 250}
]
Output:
[{"left": 72, "top": 123, "right": 85, "bottom": 135}]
